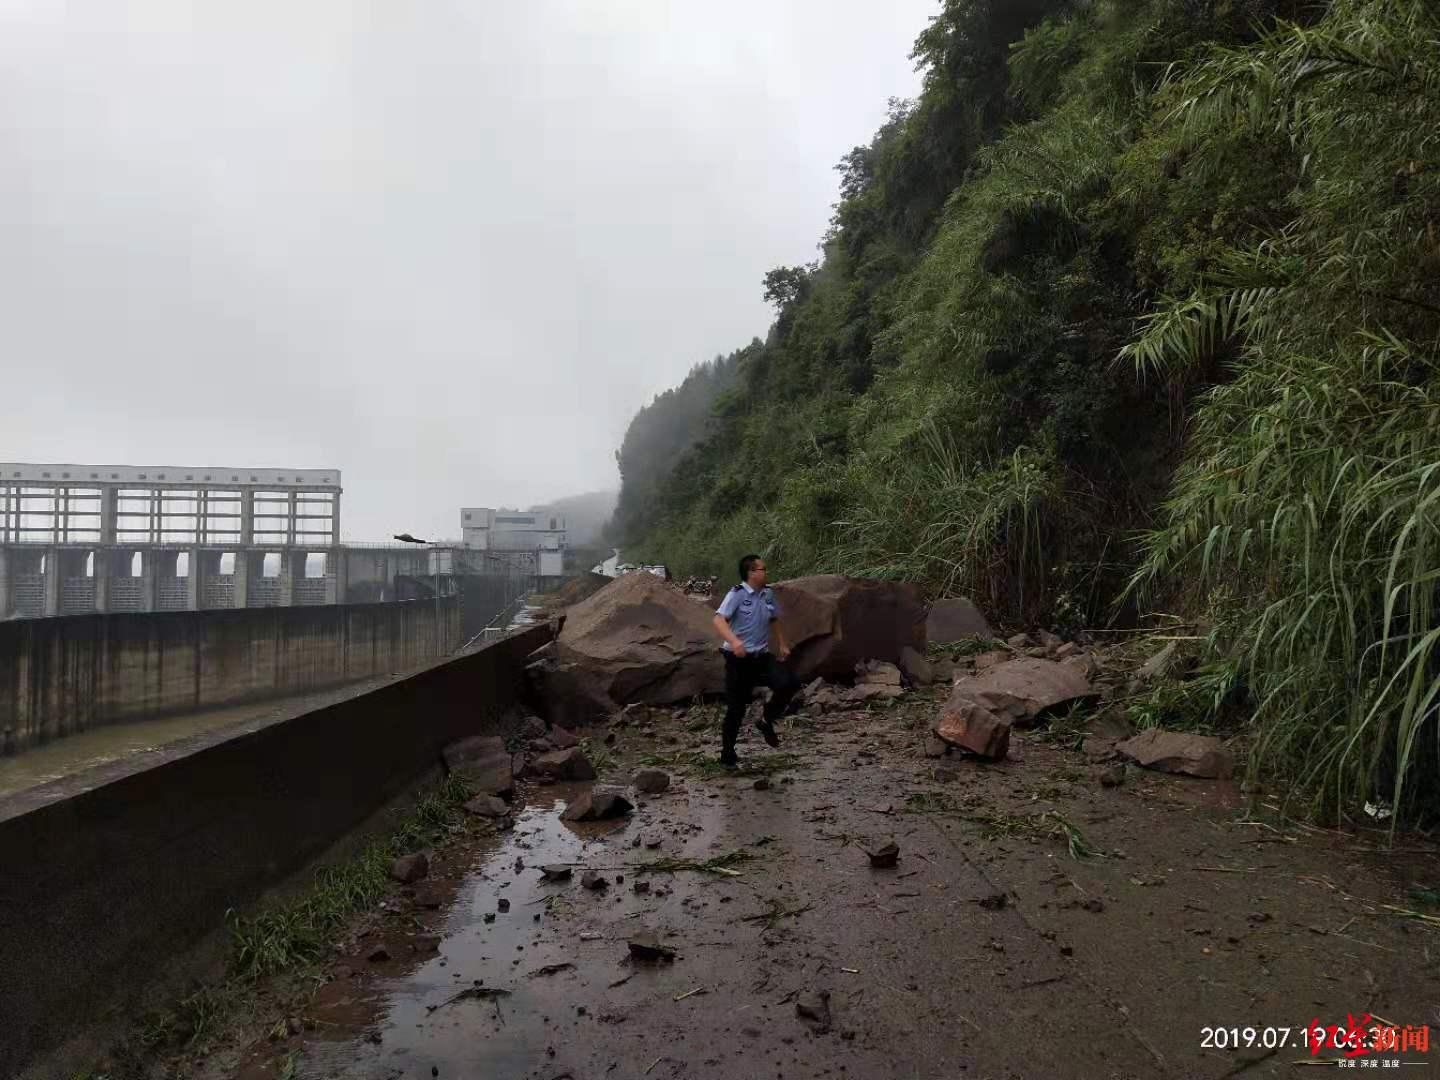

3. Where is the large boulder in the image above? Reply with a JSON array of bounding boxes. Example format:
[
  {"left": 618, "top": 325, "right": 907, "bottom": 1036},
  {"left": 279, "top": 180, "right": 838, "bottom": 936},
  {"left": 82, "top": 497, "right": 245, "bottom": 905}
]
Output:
[
  {"left": 442, "top": 735, "right": 513, "bottom": 797},
  {"left": 1115, "top": 728, "right": 1234, "bottom": 779},
  {"left": 936, "top": 657, "right": 1098, "bottom": 761},
  {"left": 772, "top": 576, "right": 927, "bottom": 681},
  {"left": 926, "top": 597, "right": 993, "bottom": 643},
  {"left": 949, "top": 657, "right": 1096, "bottom": 729},
  {"left": 531, "top": 573, "right": 724, "bottom": 724}
]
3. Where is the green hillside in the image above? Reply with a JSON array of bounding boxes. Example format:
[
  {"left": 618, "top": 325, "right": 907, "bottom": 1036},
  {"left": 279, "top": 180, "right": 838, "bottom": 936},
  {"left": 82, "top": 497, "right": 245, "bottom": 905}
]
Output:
[{"left": 613, "top": 0, "right": 1440, "bottom": 822}]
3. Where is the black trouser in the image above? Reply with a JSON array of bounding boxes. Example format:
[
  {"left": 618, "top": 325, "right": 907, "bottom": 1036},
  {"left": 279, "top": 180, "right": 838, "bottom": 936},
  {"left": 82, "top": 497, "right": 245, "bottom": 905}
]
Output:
[{"left": 722, "top": 651, "right": 801, "bottom": 755}]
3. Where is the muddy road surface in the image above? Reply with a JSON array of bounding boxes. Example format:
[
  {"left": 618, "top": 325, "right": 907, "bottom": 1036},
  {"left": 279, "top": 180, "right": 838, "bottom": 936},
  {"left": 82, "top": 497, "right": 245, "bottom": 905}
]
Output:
[{"left": 212, "top": 693, "right": 1438, "bottom": 1080}]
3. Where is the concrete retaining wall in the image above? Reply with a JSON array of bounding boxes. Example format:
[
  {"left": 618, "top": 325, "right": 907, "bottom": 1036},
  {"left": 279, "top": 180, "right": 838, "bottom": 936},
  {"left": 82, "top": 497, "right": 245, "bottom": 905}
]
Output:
[
  {"left": 0, "top": 598, "right": 461, "bottom": 754},
  {"left": 0, "top": 621, "right": 552, "bottom": 1079}
]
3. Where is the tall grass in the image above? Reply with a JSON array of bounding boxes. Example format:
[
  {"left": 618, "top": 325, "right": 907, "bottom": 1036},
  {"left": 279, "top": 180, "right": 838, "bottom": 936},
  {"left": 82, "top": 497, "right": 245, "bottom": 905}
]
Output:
[{"left": 1129, "top": 0, "right": 1440, "bottom": 824}]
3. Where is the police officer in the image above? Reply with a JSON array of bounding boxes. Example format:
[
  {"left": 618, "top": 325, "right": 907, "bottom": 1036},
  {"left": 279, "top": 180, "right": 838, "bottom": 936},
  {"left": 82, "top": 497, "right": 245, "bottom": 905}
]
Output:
[{"left": 711, "top": 554, "right": 801, "bottom": 768}]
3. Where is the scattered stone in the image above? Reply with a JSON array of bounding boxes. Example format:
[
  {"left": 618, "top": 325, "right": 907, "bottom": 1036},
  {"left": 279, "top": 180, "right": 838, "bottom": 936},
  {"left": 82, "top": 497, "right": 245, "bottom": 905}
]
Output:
[
  {"left": 1024, "top": 646, "right": 1051, "bottom": 658},
  {"left": 527, "top": 738, "right": 554, "bottom": 754},
  {"left": 367, "top": 945, "right": 391, "bottom": 963},
  {"left": 541, "top": 864, "right": 573, "bottom": 882},
  {"left": 534, "top": 747, "right": 598, "bottom": 782},
  {"left": 563, "top": 787, "right": 634, "bottom": 822},
  {"left": 1037, "top": 629, "right": 1064, "bottom": 650},
  {"left": 497, "top": 898, "right": 510, "bottom": 913},
  {"left": 520, "top": 715, "right": 548, "bottom": 741},
  {"left": 463, "top": 795, "right": 510, "bottom": 818},
  {"left": 855, "top": 660, "right": 903, "bottom": 687},
  {"left": 933, "top": 768, "right": 958, "bottom": 783},
  {"left": 1115, "top": 728, "right": 1235, "bottom": 779},
  {"left": 866, "top": 841, "right": 900, "bottom": 869},
  {"left": 753, "top": 776, "right": 772, "bottom": 791},
  {"left": 634, "top": 880, "right": 651, "bottom": 895},
  {"left": 645, "top": 837, "right": 662, "bottom": 849},
  {"left": 389, "top": 853, "right": 429, "bottom": 884},
  {"left": 627, "top": 933, "right": 676, "bottom": 961},
  {"left": 935, "top": 692, "right": 1011, "bottom": 761},
  {"left": 931, "top": 657, "right": 956, "bottom": 683},
  {"left": 483, "top": 912, "right": 496, "bottom": 924},
  {"left": 1083, "top": 898, "right": 1105, "bottom": 913},
  {"left": 973, "top": 650, "right": 1010, "bottom": 673},
  {"left": 978, "top": 892, "right": 1008, "bottom": 910},
  {"left": 412, "top": 936, "right": 441, "bottom": 954},
  {"left": 633, "top": 768, "right": 671, "bottom": 794},
  {"left": 899, "top": 646, "right": 934, "bottom": 686},
  {"left": 581, "top": 871, "right": 609, "bottom": 891},
  {"left": 923, "top": 735, "right": 949, "bottom": 759},
  {"left": 441, "top": 735, "right": 514, "bottom": 797},
  {"left": 549, "top": 726, "right": 580, "bottom": 749},
  {"left": 795, "top": 991, "right": 833, "bottom": 1032},
  {"left": 1099, "top": 763, "right": 1127, "bottom": 788},
  {"left": 1054, "top": 642, "right": 1081, "bottom": 659},
  {"left": 926, "top": 597, "right": 993, "bottom": 644},
  {"left": 410, "top": 884, "right": 444, "bottom": 909},
  {"left": 1007, "top": 632, "right": 1032, "bottom": 650},
  {"left": 942, "top": 658, "right": 1097, "bottom": 753}
]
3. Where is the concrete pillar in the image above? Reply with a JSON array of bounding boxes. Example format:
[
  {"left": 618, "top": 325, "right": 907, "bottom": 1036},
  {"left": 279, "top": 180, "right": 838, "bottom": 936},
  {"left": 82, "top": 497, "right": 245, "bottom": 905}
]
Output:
[
  {"left": 326, "top": 547, "right": 346, "bottom": 604},
  {"left": 42, "top": 546, "right": 60, "bottom": 616},
  {"left": 139, "top": 550, "right": 156, "bottom": 612},
  {"left": 331, "top": 492, "right": 341, "bottom": 546},
  {"left": 286, "top": 491, "right": 297, "bottom": 547},
  {"left": 93, "top": 548, "right": 111, "bottom": 612},
  {"left": 232, "top": 550, "right": 249, "bottom": 608},
  {"left": 0, "top": 548, "right": 10, "bottom": 619},
  {"left": 280, "top": 552, "right": 297, "bottom": 606},
  {"left": 99, "top": 487, "right": 118, "bottom": 544},
  {"left": 240, "top": 490, "right": 254, "bottom": 545},
  {"left": 186, "top": 545, "right": 202, "bottom": 609}
]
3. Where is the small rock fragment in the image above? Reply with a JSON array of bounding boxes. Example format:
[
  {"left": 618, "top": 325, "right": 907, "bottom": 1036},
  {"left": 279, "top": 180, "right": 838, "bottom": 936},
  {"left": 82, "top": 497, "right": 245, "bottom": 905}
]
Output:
[
  {"left": 367, "top": 945, "right": 391, "bottom": 963},
  {"left": 540, "top": 864, "right": 573, "bottom": 882},
  {"left": 923, "top": 735, "right": 949, "bottom": 759},
  {"left": 632, "top": 769, "right": 671, "bottom": 795},
  {"left": 978, "top": 893, "right": 1008, "bottom": 911},
  {"left": 633, "top": 880, "right": 650, "bottom": 894},
  {"left": 463, "top": 795, "right": 509, "bottom": 818},
  {"left": 752, "top": 777, "right": 772, "bottom": 791},
  {"left": 866, "top": 841, "right": 900, "bottom": 869},
  {"left": 627, "top": 933, "right": 676, "bottom": 961},
  {"left": 389, "top": 853, "right": 429, "bottom": 884},
  {"left": 1100, "top": 763, "right": 1127, "bottom": 788},
  {"left": 497, "top": 898, "right": 510, "bottom": 912},
  {"left": 563, "top": 788, "right": 634, "bottom": 822},
  {"left": 581, "top": 871, "right": 609, "bottom": 891}
]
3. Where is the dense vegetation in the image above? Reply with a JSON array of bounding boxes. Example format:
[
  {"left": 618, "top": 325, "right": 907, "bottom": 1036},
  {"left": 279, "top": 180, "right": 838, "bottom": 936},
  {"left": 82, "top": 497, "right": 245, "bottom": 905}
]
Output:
[{"left": 611, "top": 0, "right": 1440, "bottom": 824}]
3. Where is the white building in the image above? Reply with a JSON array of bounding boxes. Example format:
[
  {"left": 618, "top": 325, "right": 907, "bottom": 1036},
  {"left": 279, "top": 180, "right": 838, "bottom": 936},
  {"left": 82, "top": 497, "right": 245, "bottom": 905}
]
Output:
[{"left": 460, "top": 507, "right": 566, "bottom": 577}]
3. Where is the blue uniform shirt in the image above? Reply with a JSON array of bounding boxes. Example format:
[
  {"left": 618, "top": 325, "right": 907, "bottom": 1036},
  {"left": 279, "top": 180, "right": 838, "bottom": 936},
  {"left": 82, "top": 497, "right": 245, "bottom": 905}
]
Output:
[{"left": 716, "top": 582, "right": 779, "bottom": 655}]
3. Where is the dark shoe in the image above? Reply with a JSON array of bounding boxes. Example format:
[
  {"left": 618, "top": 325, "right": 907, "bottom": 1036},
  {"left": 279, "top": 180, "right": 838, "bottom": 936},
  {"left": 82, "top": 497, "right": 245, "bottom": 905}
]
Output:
[
  {"left": 719, "top": 751, "right": 739, "bottom": 769},
  {"left": 756, "top": 718, "right": 781, "bottom": 748}
]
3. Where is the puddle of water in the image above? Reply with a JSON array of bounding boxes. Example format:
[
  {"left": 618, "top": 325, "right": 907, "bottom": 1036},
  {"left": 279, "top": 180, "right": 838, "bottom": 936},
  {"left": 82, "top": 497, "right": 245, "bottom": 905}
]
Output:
[{"left": 297, "top": 791, "right": 636, "bottom": 1079}]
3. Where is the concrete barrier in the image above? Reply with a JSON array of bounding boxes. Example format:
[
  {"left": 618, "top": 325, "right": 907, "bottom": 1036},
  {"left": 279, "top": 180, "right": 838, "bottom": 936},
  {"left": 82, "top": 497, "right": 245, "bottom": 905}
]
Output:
[
  {"left": 0, "top": 621, "right": 552, "bottom": 1079},
  {"left": 0, "top": 598, "right": 462, "bottom": 754}
]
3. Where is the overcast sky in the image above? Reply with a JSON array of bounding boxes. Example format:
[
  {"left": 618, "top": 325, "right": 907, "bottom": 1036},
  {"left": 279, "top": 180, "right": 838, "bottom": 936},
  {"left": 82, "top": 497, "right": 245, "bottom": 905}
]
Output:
[{"left": 0, "top": 0, "right": 935, "bottom": 541}]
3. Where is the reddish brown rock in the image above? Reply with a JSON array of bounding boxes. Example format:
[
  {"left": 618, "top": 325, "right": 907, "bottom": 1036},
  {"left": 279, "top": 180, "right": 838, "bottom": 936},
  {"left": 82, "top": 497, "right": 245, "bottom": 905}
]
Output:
[
  {"left": 549, "top": 572, "right": 724, "bottom": 709},
  {"left": 441, "top": 735, "right": 513, "bottom": 797},
  {"left": 389, "top": 853, "right": 429, "bottom": 884},
  {"left": 771, "top": 575, "right": 927, "bottom": 681},
  {"left": 1115, "top": 728, "right": 1234, "bottom": 779},
  {"left": 950, "top": 657, "right": 1097, "bottom": 729},
  {"left": 935, "top": 692, "right": 1012, "bottom": 760},
  {"left": 533, "top": 748, "right": 598, "bottom": 781},
  {"left": 925, "top": 597, "right": 993, "bottom": 643}
]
